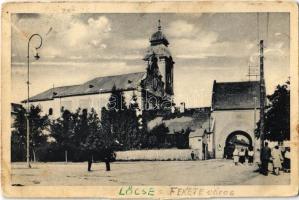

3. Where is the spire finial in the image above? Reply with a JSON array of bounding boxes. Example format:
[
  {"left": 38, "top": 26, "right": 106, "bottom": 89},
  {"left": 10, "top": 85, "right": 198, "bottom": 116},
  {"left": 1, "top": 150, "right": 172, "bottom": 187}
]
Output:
[{"left": 158, "top": 19, "right": 161, "bottom": 31}]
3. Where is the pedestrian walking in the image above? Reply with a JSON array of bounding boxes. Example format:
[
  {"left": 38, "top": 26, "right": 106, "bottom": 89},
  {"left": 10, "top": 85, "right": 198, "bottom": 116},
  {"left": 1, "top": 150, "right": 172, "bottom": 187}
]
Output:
[
  {"left": 260, "top": 142, "right": 271, "bottom": 176},
  {"left": 87, "top": 151, "right": 93, "bottom": 172},
  {"left": 191, "top": 151, "right": 195, "bottom": 160},
  {"left": 103, "top": 147, "right": 111, "bottom": 171},
  {"left": 103, "top": 147, "right": 116, "bottom": 171},
  {"left": 245, "top": 147, "right": 249, "bottom": 160},
  {"left": 272, "top": 145, "right": 283, "bottom": 175},
  {"left": 233, "top": 147, "right": 239, "bottom": 166},
  {"left": 283, "top": 147, "right": 290, "bottom": 172},
  {"left": 239, "top": 148, "right": 246, "bottom": 164},
  {"left": 248, "top": 146, "right": 254, "bottom": 165}
]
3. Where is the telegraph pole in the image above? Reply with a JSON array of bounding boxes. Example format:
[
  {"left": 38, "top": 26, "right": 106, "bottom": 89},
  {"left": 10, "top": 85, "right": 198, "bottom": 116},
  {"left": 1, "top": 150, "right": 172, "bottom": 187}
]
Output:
[
  {"left": 259, "top": 40, "right": 266, "bottom": 148},
  {"left": 254, "top": 97, "right": 257, "bottom": 130}
]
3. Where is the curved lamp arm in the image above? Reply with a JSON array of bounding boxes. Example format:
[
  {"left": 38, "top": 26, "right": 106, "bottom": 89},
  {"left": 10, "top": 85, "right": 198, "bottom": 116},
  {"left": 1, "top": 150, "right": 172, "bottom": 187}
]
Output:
[
  {"left": 28, "top": 34, "right": 43, "bottom": 60},
  {"left": 28, "top": 34, "right": 43, "bottom": 51}
]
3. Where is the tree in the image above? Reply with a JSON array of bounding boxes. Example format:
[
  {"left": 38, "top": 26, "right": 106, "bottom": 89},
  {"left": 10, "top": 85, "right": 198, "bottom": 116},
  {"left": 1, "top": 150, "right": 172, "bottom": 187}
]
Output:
[
  {"left": 68, "top": 108, "right": 90, "bottom": 161},
  {"left": 123, "top": 93, "right": 142, "bottom": 149},
  {"left": 148, "top": 123, "right": 169, "bottom": 148},
  {"left": 81, "top": 108, "right": 103, "bottom": 156},
  {"left": 256, "top": 81, "right": 290, "bottom": 142},
  {"left": 28, "top": 105, "right": 50, "bottom": 162},
  {"left": 104, "top": 86, "right": 128, "bottom": 150},
  {"left": 108, "top": 85, "right": 127, "bottom": 111},
  {"left": 11, "top": 107, "right": 27, "bottom": 161},
  {"left": 12, "top": 105, "right": 49, "bottom": 162},
  {"left": 51, "top": 110, "right": 75, "bottom": 163},
  {"left": 102, "top": 86, "right": 149, "bottom": 150}
]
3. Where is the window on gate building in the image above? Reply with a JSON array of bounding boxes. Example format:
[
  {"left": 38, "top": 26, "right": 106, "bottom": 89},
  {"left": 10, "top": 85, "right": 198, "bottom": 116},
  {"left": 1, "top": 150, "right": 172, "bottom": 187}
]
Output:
[{"left": 48, "top": 108, "right": 53, "bottom": 115}]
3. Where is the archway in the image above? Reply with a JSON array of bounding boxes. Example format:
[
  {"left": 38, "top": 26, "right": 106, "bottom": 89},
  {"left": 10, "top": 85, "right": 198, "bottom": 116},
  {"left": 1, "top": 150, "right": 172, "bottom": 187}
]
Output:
[{"left": 224, "top": 131, "right": 252, "bottom": 159}]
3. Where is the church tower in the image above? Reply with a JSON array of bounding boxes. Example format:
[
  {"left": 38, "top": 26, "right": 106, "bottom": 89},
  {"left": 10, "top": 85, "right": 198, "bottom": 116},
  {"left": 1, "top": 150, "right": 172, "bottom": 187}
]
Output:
[{"left": 144, "top": 20, "right": 174, "bottom": 97}]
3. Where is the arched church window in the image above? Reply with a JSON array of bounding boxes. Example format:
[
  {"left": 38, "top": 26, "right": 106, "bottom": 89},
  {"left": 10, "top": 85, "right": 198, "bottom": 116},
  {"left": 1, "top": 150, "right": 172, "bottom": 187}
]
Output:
[{"left": 48, "top": 108, "right": 53, "bottom": 115}]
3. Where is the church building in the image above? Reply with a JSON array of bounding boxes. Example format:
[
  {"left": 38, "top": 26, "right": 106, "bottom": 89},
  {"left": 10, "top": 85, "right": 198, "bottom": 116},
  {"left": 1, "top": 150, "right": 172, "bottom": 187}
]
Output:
[{"left": 23, "top": 22, "right": 174, "bottom": 118}]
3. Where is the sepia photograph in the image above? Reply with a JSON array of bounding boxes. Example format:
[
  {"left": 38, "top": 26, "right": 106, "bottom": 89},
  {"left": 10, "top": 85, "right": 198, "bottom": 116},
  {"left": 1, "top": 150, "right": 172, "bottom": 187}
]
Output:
[{"left": 2, "top": 1, "right": 298, "bottom": 198}]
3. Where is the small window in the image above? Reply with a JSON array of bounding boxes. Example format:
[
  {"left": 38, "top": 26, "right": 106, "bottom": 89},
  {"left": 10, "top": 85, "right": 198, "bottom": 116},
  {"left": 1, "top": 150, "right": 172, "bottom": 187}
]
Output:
[
  {"left": 48, "top": 108, "right": 53, "bottom": 115},
  {"left": 82, "top": 108, "right": 88, "bottom": 116}
]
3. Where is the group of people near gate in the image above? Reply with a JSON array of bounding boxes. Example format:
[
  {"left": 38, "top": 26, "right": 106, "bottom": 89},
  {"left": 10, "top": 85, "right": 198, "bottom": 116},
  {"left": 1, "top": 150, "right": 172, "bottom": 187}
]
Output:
[
  {"left": 232, "top": 146, "right": 255, "bottom": 165},
  {"left": 232, "top": 142, "right": 290, "bottom": 176},
  {"left": 259, "top": 142, "right": 290, "bottom": 176}
]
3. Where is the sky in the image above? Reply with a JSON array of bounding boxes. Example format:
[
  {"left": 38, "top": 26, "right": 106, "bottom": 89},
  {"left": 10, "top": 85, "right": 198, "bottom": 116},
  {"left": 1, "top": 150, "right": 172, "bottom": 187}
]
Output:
[{"left": 11, "top": 13, "right": 290, "bottom": 107}]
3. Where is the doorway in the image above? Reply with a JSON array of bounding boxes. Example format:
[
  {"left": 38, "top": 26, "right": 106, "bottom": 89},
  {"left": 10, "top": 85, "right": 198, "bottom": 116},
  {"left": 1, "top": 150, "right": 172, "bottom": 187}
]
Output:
[{"left": 224, "top": 131, "right": 252, "bottom": 159}]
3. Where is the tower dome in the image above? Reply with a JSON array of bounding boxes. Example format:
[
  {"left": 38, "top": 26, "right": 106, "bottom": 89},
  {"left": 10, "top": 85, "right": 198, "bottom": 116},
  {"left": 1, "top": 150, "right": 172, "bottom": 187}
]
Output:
[{"left": 149, "top": 20, "right": 169, "bottom": 46}]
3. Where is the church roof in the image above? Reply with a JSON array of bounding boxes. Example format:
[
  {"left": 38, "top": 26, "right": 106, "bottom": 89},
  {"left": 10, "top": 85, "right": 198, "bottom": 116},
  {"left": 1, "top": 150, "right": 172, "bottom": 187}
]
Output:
[
  {"left": 24, "top": 72, "right": 146, "bottom": 102},
  {"left": 212, "top": 81, "right": 260, "bottom": 110},
  {"left": 148, "top": 108, "right": 211, "bottom": 134}
]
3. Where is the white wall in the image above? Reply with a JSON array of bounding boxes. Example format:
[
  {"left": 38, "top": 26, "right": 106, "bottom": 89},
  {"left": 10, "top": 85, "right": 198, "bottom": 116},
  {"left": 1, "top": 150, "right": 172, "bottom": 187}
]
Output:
[
  {"left": 189, "top": 136, "right": 202, "bottom": 149},
  {"left": 30, "top": 100, "right": 55, "bottom": 117},
  {"left": 189, "top": 136, "right": 203, "bottom": 159},
  {"left": 212, "top": 109, "right": 260, "bottom": 159},
  {"left": 27, "top": 90, "right": 142, "bottom": 118},
  {"left": 116, "top": 149, "right": 197, "bottom": 161}
]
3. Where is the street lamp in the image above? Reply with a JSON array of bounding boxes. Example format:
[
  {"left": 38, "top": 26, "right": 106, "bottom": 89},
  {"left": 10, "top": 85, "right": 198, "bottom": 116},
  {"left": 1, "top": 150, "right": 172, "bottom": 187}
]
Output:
[{"left": 26, "top": 34, "right": 43, "bottom": 168}]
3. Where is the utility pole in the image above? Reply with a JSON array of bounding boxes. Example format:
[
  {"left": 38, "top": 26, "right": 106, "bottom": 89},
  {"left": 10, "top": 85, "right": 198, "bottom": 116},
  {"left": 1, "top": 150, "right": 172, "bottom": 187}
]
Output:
[
  {"left": 254, "top": 97, "right": 257, "bottom": 130},
  {"left": 259, "top": 40, "right": 266, "bottom": 149}
]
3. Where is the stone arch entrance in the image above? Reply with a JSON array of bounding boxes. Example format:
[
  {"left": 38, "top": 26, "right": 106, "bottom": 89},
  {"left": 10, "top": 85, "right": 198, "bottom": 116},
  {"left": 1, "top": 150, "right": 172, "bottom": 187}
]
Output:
[{"left": 224, "top": 131, "right": 252, "bottom": 159}]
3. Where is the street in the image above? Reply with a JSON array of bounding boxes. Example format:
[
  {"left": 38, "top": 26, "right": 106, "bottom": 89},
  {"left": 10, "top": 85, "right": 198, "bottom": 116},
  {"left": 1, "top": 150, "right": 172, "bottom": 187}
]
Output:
[{"left": 11, "top": 159, "right": 290, "bottom": 186}]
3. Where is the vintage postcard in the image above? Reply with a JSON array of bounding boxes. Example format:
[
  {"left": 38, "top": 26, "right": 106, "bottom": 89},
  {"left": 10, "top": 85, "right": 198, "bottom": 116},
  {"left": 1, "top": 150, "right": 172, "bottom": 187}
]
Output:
[{"left": 1, "top": 0, "right": 298, "bottom": 198}]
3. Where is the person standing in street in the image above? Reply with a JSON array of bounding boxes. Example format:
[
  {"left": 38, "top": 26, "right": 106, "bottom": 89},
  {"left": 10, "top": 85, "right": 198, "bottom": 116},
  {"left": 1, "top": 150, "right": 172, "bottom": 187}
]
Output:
[
  {"left": 248, "top": 146, "right": 254, "bottom": 165},
  {"left": 239, "top": 148, "right": 246, "bottom": 164},
  {"left": 283, "top": 147, "right": 290, "bottom": 172},
  {"left": 103, "top": 146, "right": 116, "bottom": 171},
  {"left": 87, "top": 151, "right": 93, "bottom": 172},
  {"left": 260, "top": 142, "right": 271, "bottom": 176},
  {"left": 272, "top": 145, "right": 283, "bottom": 175},
  {"left": 103, "top": 147, "right": 111, "bottom": 171},
  {"left": 233, "top": 147, "right": 239, "bottom": 166},
  {"left": 191, "top": 151, "right": 195, "bottom": 160}
]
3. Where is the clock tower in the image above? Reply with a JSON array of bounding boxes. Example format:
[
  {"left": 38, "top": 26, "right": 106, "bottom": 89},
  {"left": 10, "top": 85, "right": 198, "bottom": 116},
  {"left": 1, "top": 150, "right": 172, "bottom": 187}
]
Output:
[{"left": 144, "top": 20, "right": 174, "bottom": 97}]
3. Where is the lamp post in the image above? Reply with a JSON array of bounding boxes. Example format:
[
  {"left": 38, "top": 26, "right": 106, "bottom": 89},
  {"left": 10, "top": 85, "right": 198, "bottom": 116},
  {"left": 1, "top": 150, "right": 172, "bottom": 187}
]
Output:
[{"left": 26, "top": 34, "right": 43, "bottom": 168}]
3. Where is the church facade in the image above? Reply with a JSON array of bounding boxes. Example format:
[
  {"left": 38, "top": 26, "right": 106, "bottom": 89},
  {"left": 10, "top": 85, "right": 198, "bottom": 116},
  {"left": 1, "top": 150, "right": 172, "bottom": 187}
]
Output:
[{"left": 23, "top": 22, "right": 174, "bottom": 118}]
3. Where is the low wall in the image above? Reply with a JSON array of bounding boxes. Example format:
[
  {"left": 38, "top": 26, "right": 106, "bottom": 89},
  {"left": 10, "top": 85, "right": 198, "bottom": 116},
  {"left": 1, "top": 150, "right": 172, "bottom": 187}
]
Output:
[{"left": 115, "top": 149, "right": 201, "bottom": 161}]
